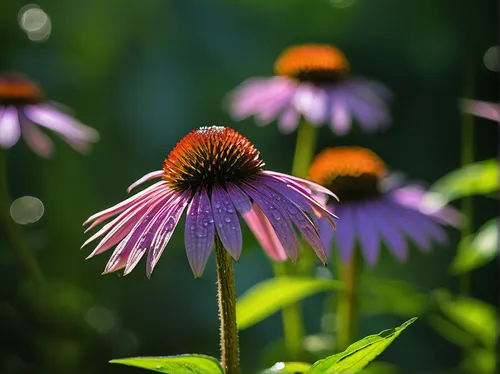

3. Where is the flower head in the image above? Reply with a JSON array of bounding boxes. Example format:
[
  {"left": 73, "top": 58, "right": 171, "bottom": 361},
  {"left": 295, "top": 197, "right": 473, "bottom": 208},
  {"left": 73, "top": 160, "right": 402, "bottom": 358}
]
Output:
[
  {"left": 310, "top": 147, "right": 460, "bottom": 265},
  {"left": 0, "top": 74, "right": 98, "bottom": 157},
  {"left": 228, "top": 44, "right": 391, "bottom": 135},
  {"left": 83, "top": 126, "right": 337, "bottom": 278}
]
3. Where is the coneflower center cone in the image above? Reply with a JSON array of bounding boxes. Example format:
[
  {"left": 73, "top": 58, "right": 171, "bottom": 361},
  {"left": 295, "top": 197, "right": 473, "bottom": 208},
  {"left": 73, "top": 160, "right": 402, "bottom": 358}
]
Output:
[
  {"left": 163, "top": 126, "right": 265, "bottom": 192},
  {"left": 308, "top": 147, "right": 387, "bottom": 201},
  {"left": 0, "top": 75, "right": 42, "bottom": 105},
  {"left": 274, "top": 44, "right": 350, "bottom": 83}
]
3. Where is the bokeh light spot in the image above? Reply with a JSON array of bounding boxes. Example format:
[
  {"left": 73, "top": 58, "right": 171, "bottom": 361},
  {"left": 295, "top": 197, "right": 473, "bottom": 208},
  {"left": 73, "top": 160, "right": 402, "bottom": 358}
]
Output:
[
  {"left": 328, "top": 0, "right": 357, "bottom": 9},
  {"left": 18, "top": 4, "right": 52, "bottom": 42},
  {"left": 85, "top": 306, "right": 115, "bottom": 334},
  {"left": 10, "top": 196, "right": 44, "bottom": 225},
  {"left": 483, "top": 46, "right": 499, "bottom": 72}
]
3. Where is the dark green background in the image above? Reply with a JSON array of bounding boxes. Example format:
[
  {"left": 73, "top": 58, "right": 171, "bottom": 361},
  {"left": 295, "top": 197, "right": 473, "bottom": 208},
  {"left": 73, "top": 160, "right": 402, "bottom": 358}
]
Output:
[{"left": 0, "top": 0, "right": 497, "bottom": 373}]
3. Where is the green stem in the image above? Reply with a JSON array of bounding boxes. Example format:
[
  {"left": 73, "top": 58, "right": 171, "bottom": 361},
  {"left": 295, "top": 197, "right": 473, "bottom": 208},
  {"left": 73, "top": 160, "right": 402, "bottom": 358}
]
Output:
[
  {"left": 274, "top": 120, "right": 318, "bottom": 358},
  {"left": 336, "top": 250, "right": 359, "bottom": 351},
  {"left": 0, "top": 151, "right": 45, "bottom": 285},
  {"left": 215, "top": 235, "right": 239, "bottom": 374},
  {"left": 459, "top": 109, "right": 474, "bottom": 296},
  {"left": 292, "top": 120, "right": 318, "bottom": 178}
]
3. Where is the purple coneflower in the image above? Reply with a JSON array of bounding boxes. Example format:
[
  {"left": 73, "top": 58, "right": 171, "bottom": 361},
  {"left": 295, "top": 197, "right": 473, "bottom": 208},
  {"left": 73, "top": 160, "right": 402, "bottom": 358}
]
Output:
[
  {"left": 308, "top": 147, "right": 459, "bottom": 265},
  {"left": 0, "top": 74, "right": 98, "bottom": 157},
  {"left": 460, "top": 99, "right": 500, "bottom": 123},
  {"left": 228, "top": 44, "right": 391, "bottom": 135},
  {"left": 82, "top": 126, "right": 337, "bottom": 278}
]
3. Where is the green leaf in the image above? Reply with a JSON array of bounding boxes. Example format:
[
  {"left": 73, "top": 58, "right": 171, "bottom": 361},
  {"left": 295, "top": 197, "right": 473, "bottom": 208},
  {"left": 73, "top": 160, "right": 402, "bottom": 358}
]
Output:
[
  {"left": 433, "top": 290, "right": 496, "bottom": 348},
  {"left": 429, "top": 159, "right": 498, "bottom": 202},
  {"left": 450, "top": 218, "right": 498, "bottom": 274},
  {"left": 261, "top": 362, "right": 312, "bottom": 373},
  {"left": 110, "top": 354, "right": 223, "bottom": 374},
  {"left": 308, "top": 318, "right": 417, "bottom": 374},
  {"left": 237, "top": 277, "right": 343, "bottom": 330}
]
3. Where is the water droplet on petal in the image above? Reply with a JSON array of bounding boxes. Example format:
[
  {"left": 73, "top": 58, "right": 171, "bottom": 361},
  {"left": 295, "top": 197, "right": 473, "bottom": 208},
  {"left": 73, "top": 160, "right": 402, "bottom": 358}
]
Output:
[
  {"left": 224, "top": 217, "right": 231, "bottom": 223},
  {"left": 215, "top": 203, "right": 221, "bottom": 209}
]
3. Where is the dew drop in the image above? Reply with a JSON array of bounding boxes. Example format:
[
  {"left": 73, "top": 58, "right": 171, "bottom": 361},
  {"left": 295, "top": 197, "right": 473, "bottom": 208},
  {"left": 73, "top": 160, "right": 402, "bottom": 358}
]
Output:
[
  {"left": 227, "top": 208, "right": 234, "bottom": 213},
  {"left": 190, "top": 225, "right": 196, "bottom": 230},
  {"left": 215, "top": 203, "right": 221, "bottom": 209},
  {"left": 224, "top": 217, "right": 231, "bottom": 223},
  {"left": 209, "top": 219, "right": 214, "bottom": 224}
]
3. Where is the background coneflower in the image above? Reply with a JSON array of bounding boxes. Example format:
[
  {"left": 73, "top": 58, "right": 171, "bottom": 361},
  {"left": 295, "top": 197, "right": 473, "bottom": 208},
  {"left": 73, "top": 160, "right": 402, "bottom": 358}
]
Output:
[
  {"left": 308, "top": 146, "right": 459, "bottom": 351},
  {"left": 228, "top": 44, "right": 391, "bottom": 136},
  {"left": 0, "top": 74, "right": 98, "bottom": 157}
]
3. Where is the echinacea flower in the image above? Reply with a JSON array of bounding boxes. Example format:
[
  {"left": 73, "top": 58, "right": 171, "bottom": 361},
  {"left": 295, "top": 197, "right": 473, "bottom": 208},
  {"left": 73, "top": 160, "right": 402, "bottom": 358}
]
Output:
[
  {"left": 82, "top": 126, "right": 337, "bottom": 278},
  {"left": 228, "top": 44, "right": 391, "bottom": 135},
  {"left": 0, "top": 74, "right": 99, "bottom": 157},
  {"left": 460, "top": 99, "right": 500, "bottom": 123},
  {"left": 308, "top": 147, "right": 460, "bottom": 265}
]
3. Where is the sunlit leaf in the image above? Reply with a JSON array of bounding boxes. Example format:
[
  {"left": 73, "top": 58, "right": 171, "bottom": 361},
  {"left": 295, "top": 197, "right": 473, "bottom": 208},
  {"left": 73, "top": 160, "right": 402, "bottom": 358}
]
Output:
[
  {"left": 237, "top": 277, "right": 343, "bottom": 330},
  {"left": 358, "top": 362, "right": 400, "bottom": 374},
  {"left": 261, "top": 362, "right": 312, "bottom": 373},
  {"left": 426, "top": 314, "right": 476, "bottom": 348},
  {"left": 429, "top": 159, "right": 498, "bottom": 203},
  {"left": 361, "top": 278, "right": 427, "bottom": 317},
  {"left": 433, "top": 290, "right": 497, "bottom": 348},
  {"left": 110, "top": 355, "right": 223, "bottom": 374},
  {"left": 451, "top": 218, "right": 498, "bottom": 274},
  {"left": 460, "top": 347, "right": 497, "bottom": 374},
  {"left": 308, "top": 318, "right": 417, "bottom": 374}
]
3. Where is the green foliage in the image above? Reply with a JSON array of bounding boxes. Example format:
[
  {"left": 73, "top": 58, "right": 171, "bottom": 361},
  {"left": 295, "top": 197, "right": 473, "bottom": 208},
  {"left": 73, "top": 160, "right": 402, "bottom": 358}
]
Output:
[
  {"left": 360, "top": 278, "right": 427, "bottom": 317},
  {"left": 429, "top": 159, "right": 498, "bottom": 202},
  {"left": 451, "top": 218, "right": 498, "bottom": 273},
  {"left": 432, "top": 290, "right": 497, "bottom": 348},
  {"left": 261, "top": 362, "right": 312, "bottom": 373},
  {"left": 237, "top": 277, "right": 343, "bottom": 330},
  {"left": 110, "top": 355, "right": 223, "bottom": 374},
  {"left": 308, "top": 318, "right": 417, "bottom": 374}
]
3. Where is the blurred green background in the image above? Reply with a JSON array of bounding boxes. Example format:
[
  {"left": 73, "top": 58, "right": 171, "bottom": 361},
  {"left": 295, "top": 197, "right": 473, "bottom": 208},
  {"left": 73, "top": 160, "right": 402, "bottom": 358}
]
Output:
[{"left": 0, "top": 0, "right": 497, "bottom": 373}]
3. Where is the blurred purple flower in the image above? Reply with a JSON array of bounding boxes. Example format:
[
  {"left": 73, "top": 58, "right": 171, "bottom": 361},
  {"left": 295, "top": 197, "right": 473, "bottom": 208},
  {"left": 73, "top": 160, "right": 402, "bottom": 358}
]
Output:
[
  {"left": 309, "top": 147, "right": 460, "bottom": 265},
  {"left": 82, "top": 126, "right": 338, "bottom": 278},
  {"left": 460, "top": 99, "right": 500, "bottom": 123},
  {"left": 227, "top": 44, "right": 392, "bottom": 135},
  {"left": 0, "top": 74, "right": 98, "bottom": 157}
]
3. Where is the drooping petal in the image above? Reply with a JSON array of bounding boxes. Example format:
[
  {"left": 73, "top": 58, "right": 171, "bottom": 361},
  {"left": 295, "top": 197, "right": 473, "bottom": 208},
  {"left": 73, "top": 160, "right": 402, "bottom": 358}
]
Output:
[
  {"left": 226, "top": 182, "right": 252, "bottom": 213},
  {"left": 184, "top": 188, "right": 215, "bottom": 277},
  {"left": 212, "top": 184, "right": 242, "bottom": 260},
  {"left": 20, "top": 117, "right": 54, "bottom": 157},
  {"left": 328, "top": 90, "right": 352, "bottom": 135},
  {"left": 254, "top": 181, "right": 327, "bottom": 264},
  {"left": 460, "top": 99, "right": 500, "bottom": 122},
  {"left": 0, "top": 107, "right": 21, "bottom": 148},
  {"left": 147, "top": 190, "right": 192, "bottom": 277},
  {"left": 242, "top": 203, "right": 287, "bottom": 261},
  {"left": 352, "top": 201, "right": 380, "bottom": 265},
  {"left": 334, "top": 204, "right": 356, "bottom": 263},
  {"left": 278, "top": 104, "right": 301, "bottom": 134},
  {"left": 369, "top": 199, "right": 408, "bottom": 261},
  {"left": 127, "top": 170, "right": 165, "bottom": 193},
  {"left": 243, "top": 183, "right": 300, "bottom": 262}
]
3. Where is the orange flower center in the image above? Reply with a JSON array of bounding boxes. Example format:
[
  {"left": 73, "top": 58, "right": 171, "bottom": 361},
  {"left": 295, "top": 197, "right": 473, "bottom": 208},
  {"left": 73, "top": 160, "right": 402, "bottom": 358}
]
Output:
[
  {"left": 308, "top": 147, "right": 387, "bottom": 201},
  {"left": 163, "top": 126, "right": 265, "bottom": 191},
  {"left": 0, "top": 75, "right": 42, "bottom": 104},
  {"left": 274, "top": 44, "right": 350, "bottom": 83}
]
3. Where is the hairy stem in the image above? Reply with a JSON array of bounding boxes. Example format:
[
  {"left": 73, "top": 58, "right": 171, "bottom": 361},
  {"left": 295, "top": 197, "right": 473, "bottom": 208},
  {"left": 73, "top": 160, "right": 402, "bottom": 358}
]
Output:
[
  {"left": 336, "top": 250, "right": 359, "bottom": 351},
  {"left": 215, "top": 235, "right": 239, "bottom": 374},
  {"left": 0, "top": 151, "right": 45, "bottom": 285}
]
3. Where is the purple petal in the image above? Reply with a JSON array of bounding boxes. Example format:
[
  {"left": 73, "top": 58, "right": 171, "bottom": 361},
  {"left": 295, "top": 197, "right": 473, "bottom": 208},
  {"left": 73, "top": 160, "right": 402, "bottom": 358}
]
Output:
[
  {"left": 293, "top": 84, "right": 328, "bottom": 125},
  {"left": 318, "top": 210, "right": 335, "bottom": 258},
  {"left": 278, "top": 104, "right": 300, "bottom": 133},
  {"left": 212, "top": 184, "right": 242, "bottom": 260},
  {"left": 0, "top": 107, "right": 21, "bottom": 148},
  {"left": 243, "top": 182, "right": 300, "bottom": 262},
  {"left": 127, "top": 170, "right": 164, "bottom": 193},
  {"left": 460, "top": 99, "right": 500, "bottom": 122},
  {"left": 369, "top": 200, "right": 408, "bottom": 261},
  {"left": 227, "top": 182, "right": 252, "bottom": 213},
  {"left": 335, "top": 204, "right": 356, "bottom": 263},
  {"left": 184, "top": 188, "right": 215, "bottom": 277},
  {"left": 328, "top": 90, "right": 352, "bottom": 135},
  {"left": 254, "top": 81, "right": 296, "bottom": 125},
  {"left": 20, "top": 117, "right": 54, "bottom": 157},
  {"left": 147, "top": 190, "right": 192, "bottom": 277},
  {"left": 352, "top": 201, "right": 380, "bottom": 265}
]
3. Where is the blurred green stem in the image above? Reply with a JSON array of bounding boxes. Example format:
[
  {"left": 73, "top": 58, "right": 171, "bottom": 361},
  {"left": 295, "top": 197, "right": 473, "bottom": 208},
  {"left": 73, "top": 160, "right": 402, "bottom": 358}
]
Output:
[
  {"left": 274, "top": 120, "right": 318, "bottom": 358},
  {"left": 0, "top": 151, "right": 45, "bottom": 285},
  {"left": 459, "top": 109, "right": 474, "bottom": 296},
  {"left": 336, "top": 250, "right": 360, "bottom": 351},
  {"left": 292, "top": 120, "right": 318, "bottom": 178},
  {"left": 215, "top": 234, "right": 239, "bottom": 374}
]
